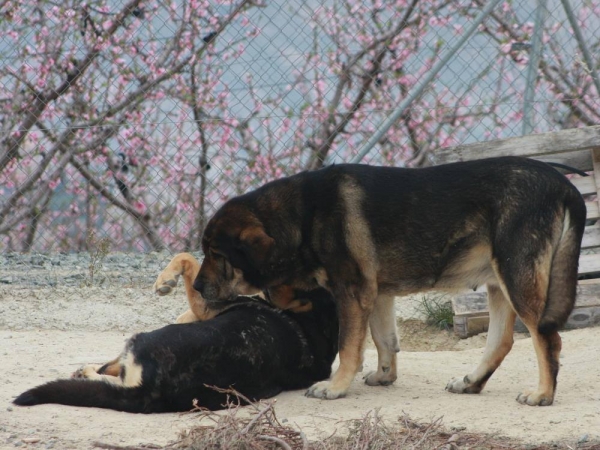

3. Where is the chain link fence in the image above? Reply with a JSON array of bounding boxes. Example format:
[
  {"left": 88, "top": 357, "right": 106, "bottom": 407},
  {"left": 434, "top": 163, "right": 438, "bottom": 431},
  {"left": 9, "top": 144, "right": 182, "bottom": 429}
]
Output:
[{"left": 1, "top": 0, "right": 600, "bottom": 255}]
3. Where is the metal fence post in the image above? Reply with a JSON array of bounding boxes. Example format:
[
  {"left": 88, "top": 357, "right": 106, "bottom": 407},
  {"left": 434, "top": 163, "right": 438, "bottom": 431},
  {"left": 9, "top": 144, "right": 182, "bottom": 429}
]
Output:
[
  {"left": 522, "top": 0, "right": 548, "bottom": 136},
  {"left": 560, "top": 0, "right": 600, "bottom": 97},
  {"left": 350, "top": 0, "right": 504, "bottom": 164}
]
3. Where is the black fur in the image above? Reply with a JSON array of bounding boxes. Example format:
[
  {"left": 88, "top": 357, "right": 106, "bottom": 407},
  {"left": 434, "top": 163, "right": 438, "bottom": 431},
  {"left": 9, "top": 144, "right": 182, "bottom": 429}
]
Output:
[{"left": 14, "top": 290, "right": 338, "bottom": 413}]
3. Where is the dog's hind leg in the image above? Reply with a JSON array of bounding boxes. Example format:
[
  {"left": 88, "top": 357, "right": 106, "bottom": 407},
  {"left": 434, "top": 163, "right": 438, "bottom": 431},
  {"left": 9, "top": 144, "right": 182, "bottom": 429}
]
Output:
[
  {"left": 97, "top": 357, "right": 121, "bottom": 376},
  {"left": 72, "top": 364, "right": 124, "bottom": 386},
  {"left": 514, "top": 212, "right": 581, "bottom": 406},
  {"left": 446, "top": 284, "right": 516, "bottom": 394},
  {"left": 364, "top": 295, "right": 399, "bottom": 386},
  {"left": 515, "top": 326, "right": 561, "bottom": 406}
]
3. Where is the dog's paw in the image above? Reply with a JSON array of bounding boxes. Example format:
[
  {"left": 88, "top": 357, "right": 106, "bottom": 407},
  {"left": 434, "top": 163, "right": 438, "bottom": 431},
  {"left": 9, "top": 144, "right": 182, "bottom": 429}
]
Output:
[
  {"left": 445, "top": 375, "right": 483, "bottom": 394},
  {"left": 153, "top": 274, "right": 178, "bottom": 296},
  {"left": 71, "top": 367, "right": 85, "bottom": 379},
  {"left": 72, "top": 364, "right": 102, "bottom": 379},
  {"left": 363, "top": 369, "right": 397, "bottom": 386},
  {"left": 516, "top": 391, "right": 554, "bottom": 406},
  {"left": 305, "top": 381, "right": 347, "bottom": 400}
]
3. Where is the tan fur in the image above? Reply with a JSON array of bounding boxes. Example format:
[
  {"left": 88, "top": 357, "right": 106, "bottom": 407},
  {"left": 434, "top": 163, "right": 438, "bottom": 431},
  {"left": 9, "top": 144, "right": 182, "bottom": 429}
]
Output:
[
  {"left": 154, "top": 252, "right": 218, "bottom": 322},
  {"left": 100, "top": 357, "right": 121, "bottom": 377},
  {"left": 76, "top": 364, "right": 124, "bottom": 386},
  {"left": 307, "top": 295, "right": 369, "bottom": 399},
  {"left": 75, "top": 351, "right": 143, "bottom": 388},
  {"left": 268, "top": 285, "right": 313, "bottom": 312},
  {"left": 339, "top": 179, "right": 379, "bottom": 307},
  {"left": 446, "top": 284, "right": 516, "bottom": 394},
  {"left": 364, "top": 295, "right": 399, "bottom": 386},
  {"left": 434, "top": 242, "right": 495, "bottom": 291}
]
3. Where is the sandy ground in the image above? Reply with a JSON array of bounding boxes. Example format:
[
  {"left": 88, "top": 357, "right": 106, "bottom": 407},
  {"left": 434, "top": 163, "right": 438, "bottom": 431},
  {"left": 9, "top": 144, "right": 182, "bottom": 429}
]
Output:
[{"left": 1, "top": 282, "right": 600, "bottom": 449}]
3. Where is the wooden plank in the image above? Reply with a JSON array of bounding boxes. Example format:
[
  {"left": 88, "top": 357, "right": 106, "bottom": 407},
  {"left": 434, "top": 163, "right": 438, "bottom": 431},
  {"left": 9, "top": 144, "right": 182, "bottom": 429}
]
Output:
[
  {"left": 586, "top": 201, "right": 599, "bottom": 220},
  {"left": 453, "top": 280, "right": 600, "bottom": 318},
  {"left": 576, "top": 278, "right": 600, "bottom": 306},
  {"left": 453, "top": 315, "right": 489, "bottom": 339},
  {"left": 582, "top": 226, "right": 600, "bottom": 249},
  {"left": 451, "top": 292, "right": 488, "bottom": 316},
  {"left": 454, "top": 305, "right": 600, "bottom": 338},
  {"left": 578, "top": 253, "right": 600, "bottom": 275},
  {"left": 570, "top": 176, "right": 596, "bottom": 196},
  {"left": 536, "top": 150, "right": 593, "bottom": 173},
  {"left": 434, "top": 125, "right": 600, "bottom": 164}
]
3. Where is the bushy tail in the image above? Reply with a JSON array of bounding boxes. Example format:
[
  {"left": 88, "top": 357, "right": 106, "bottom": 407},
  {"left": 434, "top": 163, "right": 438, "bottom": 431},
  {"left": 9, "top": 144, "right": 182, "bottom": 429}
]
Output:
[
  {"left": 539, "top": 199, "right": 586, "bottom": 334},
  {"left": 13, "top": 379, "right": 153, "bottom": 413}
]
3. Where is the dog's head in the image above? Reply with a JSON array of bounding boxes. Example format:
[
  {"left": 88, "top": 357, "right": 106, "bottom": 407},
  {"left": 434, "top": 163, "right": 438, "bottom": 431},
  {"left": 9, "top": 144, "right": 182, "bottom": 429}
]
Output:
[{"left": 194, "top": 202, "right": 275, "bottom": 304}]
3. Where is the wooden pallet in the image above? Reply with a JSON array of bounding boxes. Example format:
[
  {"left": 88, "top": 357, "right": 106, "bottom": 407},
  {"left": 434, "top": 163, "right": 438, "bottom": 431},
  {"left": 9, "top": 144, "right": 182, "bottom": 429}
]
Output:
[{"left": 434, "top": 126, "right": 600, "bottom": 338}]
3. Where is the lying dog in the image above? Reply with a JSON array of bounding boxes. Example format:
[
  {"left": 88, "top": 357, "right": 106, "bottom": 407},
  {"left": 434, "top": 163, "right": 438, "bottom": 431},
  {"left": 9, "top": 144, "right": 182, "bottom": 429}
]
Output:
[
  {"left": 13, "top": 253, "right": 338, "bottom": 413},
  {"left": 193, "top": 157, "right": 586, "bottom": 406}
]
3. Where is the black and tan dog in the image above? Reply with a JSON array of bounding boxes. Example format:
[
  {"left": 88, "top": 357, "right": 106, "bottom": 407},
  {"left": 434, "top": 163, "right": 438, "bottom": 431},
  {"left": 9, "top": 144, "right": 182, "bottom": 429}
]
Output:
[
  {"left": 193, "top": 156, "right": 586, "bottom": 406},
  {"left": 13, "top": 253, "right": 338, "bottom": 413}
]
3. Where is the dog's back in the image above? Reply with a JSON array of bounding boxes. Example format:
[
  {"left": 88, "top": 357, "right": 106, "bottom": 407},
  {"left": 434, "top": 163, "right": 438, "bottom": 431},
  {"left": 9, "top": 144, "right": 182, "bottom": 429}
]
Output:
[{"left": 14, "top": 292, "right": 339, "bottom": 413}]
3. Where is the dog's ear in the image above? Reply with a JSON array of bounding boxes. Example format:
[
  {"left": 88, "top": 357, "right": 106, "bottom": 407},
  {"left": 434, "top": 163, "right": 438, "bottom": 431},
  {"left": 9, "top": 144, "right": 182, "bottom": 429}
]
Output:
[{"left": 238, "top": 226, "right": 275, "bottom": 268}]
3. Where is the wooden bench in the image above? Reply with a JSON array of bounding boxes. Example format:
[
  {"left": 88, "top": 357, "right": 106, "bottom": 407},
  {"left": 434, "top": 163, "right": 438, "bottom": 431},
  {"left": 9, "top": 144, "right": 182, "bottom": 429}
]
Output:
[{"left": 433, "top": 125, "right": 600, "bottom": 338}]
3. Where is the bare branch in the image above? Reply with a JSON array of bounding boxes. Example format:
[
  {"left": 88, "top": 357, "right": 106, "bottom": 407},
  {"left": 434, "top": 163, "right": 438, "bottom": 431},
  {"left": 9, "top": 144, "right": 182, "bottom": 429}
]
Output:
[{"left": 0, "top": 0, "right": 143, "bottom": 172}]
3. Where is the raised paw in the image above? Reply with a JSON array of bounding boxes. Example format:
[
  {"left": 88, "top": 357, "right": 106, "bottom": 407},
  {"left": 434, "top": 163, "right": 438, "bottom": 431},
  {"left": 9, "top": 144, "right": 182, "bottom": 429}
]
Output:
[
  {"left": 363, "top": 368, "right": 396, "bottom": 386},
  {"left": 153, "top": 274, "right": 178, "bottom": 296},
  {"left": 305, "top": 380, "right": 347, "bottom": 400},
  {"left": 445, "top": 375, "right": 483, "bottom": 394},
  {"left": 516, "top": 391, "right": 554, "bottom": 406}
]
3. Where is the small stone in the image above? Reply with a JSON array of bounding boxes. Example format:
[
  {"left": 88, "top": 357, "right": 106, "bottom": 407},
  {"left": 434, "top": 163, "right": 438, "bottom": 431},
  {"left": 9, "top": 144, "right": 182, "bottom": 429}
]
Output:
[
  {"left": 6, "top": 406, "right": 13, "bottom": 412},
  {"left": 578, "top": 434, "right": 589, "bottom": 444},
  {"left": 448, "top": 434, "right": 460, "bottom": 443},
  {"left": 22, "top": 438, "right": 40, "bottom": 444}
]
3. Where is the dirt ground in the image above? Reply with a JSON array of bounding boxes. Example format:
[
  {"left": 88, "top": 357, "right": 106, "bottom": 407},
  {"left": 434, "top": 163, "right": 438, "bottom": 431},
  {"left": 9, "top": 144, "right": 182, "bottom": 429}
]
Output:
[{"left": 1, "top": 281, "right": 600, "bottom": 449}]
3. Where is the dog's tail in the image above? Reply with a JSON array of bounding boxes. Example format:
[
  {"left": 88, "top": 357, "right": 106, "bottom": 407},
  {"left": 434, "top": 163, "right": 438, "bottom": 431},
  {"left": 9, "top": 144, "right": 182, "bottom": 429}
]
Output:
[
  {"left": 13, "top": 379, "right": 156, "bottom": 413},
  {"left": 538, "top": 196, "right": 587, "bottom": 334}
]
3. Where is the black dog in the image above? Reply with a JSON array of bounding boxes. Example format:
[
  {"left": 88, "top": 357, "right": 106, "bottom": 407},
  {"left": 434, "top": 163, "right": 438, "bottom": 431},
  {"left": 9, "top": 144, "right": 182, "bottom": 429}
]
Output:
[{"left": 14, "top": 288, "right": 338, "bottom": 413}]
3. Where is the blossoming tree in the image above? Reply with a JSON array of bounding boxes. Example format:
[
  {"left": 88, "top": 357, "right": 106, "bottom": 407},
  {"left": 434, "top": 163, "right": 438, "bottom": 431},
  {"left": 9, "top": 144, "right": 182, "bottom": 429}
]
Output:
[{"left": 0, "top": 0, "right": 598, "bottom": 252}]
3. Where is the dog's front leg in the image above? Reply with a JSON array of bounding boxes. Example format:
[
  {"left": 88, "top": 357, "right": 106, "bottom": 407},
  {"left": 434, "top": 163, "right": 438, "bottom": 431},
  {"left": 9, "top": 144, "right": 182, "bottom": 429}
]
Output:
[
  {"left": 154, "top": 252, "right": 218, "bottom": 322},
  {"left": 305, "top": 289, "right": 372, "bottom": 399},
  {"left": 364, "top": 294, "right": 399, "bottom": 386}
]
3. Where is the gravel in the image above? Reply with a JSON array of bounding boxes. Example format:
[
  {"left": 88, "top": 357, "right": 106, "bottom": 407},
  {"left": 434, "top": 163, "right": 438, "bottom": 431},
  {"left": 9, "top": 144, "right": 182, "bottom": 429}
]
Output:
[
  {"left": 0, "top": 251, "right": 189, "bottom": 288},
  {"left": 0, "top": 251, "right": 429, "bottom": 332}
]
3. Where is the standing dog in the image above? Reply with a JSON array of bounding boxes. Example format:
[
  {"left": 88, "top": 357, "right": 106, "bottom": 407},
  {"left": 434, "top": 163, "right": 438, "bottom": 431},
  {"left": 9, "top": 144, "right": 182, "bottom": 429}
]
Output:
[
  {"left": 13, "top": 254, "right": 338, "bottom": 413},
  {"left": 193, "top": 157, "right": 586, "bottom": 406}
]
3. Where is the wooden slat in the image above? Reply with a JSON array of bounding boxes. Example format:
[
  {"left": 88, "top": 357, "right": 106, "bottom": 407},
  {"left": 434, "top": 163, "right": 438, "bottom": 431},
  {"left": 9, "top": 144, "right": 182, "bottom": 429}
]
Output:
[
  {"left": 453, "top": 305, "right": 600, "bottom": 338},
  {"left": 582, "top": 226, "right": 600, "bottom": 249},
  {"left": 576, "top": 279, "right": 600, "bottom": 307},
  {"left": 570, "top": 176, "right": 596, "bottom": 195},
  {"left": 578, "top": 253, "right": 600, "bottom": 275},
  {"left": 434, "top": 125, "right": 600, "bottom": 164},
  {"left": 453, "top": 279, "right": 600, "bottom": 317},
  {"left": 586, "top": 201, "right": 599, "bottom": 219},
  {"left": 451, "top": 292, "right": 488, "bottom": 316},
  {"left": 536, "top": 150, "right": 593, "bottom": 173}
]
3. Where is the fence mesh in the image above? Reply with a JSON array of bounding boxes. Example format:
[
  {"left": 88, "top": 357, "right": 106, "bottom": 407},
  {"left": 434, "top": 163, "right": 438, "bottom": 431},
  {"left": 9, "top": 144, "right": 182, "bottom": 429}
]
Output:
[{"left": 1, "top": 0, "right": 600, "bottom": 255}]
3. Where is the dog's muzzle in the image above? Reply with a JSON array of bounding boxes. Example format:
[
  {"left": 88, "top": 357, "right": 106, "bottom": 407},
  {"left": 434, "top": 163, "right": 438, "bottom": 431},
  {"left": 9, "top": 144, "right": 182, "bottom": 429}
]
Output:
[{"left": 193, "top": 277, "right": 233, "bottom": 304}]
